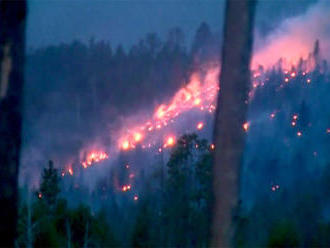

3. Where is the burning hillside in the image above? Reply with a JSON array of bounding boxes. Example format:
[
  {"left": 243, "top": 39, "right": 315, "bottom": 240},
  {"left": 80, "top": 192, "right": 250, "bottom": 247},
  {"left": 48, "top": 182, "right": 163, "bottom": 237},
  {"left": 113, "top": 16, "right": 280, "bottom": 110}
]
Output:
[{"left": 63, "top": 39, "right": 328, "bottom": 182}]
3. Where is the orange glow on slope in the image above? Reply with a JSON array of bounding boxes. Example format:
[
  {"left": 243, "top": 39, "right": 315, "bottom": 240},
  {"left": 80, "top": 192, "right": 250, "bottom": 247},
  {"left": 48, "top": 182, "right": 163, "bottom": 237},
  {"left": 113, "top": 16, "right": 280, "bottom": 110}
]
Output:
[
  {"left": 81, "top": 151, "right": 109, "bottom": 168},
  {"left": 116, "top": 66, "right": 220, "bottom": 151},
  {"left": 78, "top": 39, "right": 319, "bottom": 168}
]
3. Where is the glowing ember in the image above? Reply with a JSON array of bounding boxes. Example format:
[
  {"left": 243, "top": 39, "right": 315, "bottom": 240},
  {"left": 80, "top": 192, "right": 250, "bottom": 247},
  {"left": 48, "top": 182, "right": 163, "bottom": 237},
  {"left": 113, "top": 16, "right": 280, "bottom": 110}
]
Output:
[
  {"left": 271, "top": 184, "right": 280, "bottom": 192},
  {"left": 293, "top": 114, "right": 298, "bottom": 120},
  {"left": 210, "top": 144, "right": 215, "bottom": 150},
  {"left": 291, "top": 121, "right": 296, "bottom": 126},
  {"left": 165, "top": 136, "right": 175, "bottom": 147},
  {"left": 134, "top": 195, "right": 139, "bottom": 201},
  {"left": 197, "top": 122, "right": 204, "bottom": 130},
  {"left": 243, "top": 122, "right": 250, "bottom": 132},
  {"left": 285, "top": 78, "right": 289, "bottom": 83},
  {"left": 68, "top": 167, "right": 73, "bottom": 176},
  {"left": 270, "top": 113, "right": 276, "bottom": 119},
  {"left": 297, "top": 131, "right": 302, "bottom": 137},
  {"left": 122, "top": 140, "right": 130, "bottom": 150},
  {"left": 38, "top": 193, "right": 42, "bottom": 199},
  {"left": 122, "top": 184, "right": 131, "bottom": 192}
]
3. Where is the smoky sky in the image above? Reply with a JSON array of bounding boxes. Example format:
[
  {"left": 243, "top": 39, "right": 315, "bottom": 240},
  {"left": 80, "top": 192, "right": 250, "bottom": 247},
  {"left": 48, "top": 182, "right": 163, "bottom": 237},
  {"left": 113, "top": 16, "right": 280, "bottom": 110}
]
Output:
[{"left": 27, "top": 0, "right": 318, "bottom": 49}]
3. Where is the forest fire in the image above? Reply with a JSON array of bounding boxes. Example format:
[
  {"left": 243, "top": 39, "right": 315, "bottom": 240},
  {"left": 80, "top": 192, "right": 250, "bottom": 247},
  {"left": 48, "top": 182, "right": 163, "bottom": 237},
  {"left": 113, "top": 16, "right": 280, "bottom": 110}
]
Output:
[
  {"left": 72, "top": 40, "right": 325, "bottom": 176},
  {"left": 16, "top": 0, "right": 330, "bottom": 245},
  {"left": 81, "top": 151, "right": 109, "bottom": 168},
  {"left": 73, "top": 62, "right": 323, "bottom": 176},
  {"left": 114, "top": 66, "right": 220, "bottom": 153}
]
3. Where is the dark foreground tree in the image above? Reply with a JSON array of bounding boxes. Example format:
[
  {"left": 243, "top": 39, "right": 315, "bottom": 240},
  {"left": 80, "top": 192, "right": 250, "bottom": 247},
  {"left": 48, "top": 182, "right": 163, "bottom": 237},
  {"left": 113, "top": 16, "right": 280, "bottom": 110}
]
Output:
[
  {"left": 0, "top": 1, "right": 26, "bottom": 246},
  {"left": 39, "top": 161, "right": 61, "bottom": 209},
  {"left": 212, "top": 0, "right": 256, "bottom": 247}
]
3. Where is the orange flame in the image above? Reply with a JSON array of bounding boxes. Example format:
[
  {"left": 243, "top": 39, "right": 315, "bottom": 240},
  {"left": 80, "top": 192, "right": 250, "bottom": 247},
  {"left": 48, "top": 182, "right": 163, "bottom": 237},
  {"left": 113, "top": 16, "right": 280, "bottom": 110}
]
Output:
[
  {"left": 81, "top": 151, "right": 109, "bottom": 168},
  {"left": 165, "top": 136, "right": 175, "bottom": 147},
  {"left": 243, "top": 122, "right": 250, "bottom": 132},
  {"left": 116, "top": 66, "right": 220, "bottom": 151},
  {"left": 197, "top": 122, "right": 204, "bottom": 130}
]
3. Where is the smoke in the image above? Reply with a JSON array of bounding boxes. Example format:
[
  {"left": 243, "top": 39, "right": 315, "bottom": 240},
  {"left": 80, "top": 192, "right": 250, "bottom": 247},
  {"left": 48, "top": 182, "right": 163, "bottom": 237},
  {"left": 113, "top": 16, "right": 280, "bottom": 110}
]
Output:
[
  {"left": 20, "top": 0, "right": 330, "bottom": 190},
  {"left": 252, "top": 0, "right": 330, "bottom": 69}
]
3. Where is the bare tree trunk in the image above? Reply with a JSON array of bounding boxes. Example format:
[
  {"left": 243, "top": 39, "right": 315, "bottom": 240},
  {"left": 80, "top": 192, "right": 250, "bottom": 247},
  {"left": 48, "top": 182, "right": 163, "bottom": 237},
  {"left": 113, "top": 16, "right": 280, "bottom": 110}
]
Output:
[
  {"left": 0, "top": 1, "right": 26, "bottom": 246},
  {"left": 66, "top": 219, "right": 72, "bottom": 248},
  {"left": 26, "top": 191, "right": 33, "bottom": 248},
  {"left": 212, "top": 0, "right": 256, "bottom": 247},
  {"left": 83, "top": 221, "right": 89, "bottom": 248}
]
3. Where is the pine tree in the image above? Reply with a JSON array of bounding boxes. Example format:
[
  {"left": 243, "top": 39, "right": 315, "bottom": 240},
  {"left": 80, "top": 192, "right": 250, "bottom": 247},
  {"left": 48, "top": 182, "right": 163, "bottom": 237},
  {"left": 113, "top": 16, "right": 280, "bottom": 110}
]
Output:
[{"left": 39, "top": 160, "right": 61, "bottom": 208}]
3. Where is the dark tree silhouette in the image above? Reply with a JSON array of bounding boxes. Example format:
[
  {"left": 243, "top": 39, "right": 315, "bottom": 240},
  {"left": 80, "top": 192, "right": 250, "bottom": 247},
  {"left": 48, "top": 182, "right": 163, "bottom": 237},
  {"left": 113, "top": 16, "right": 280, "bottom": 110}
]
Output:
[
  {"left": 39, "top": 161, "right": 61, "bottom": 208},
  {"left": 212, "top": 0, "right": 257, "bottom": 246},
  {"left": 0, "top": 1, "right": 26, "bottom": 246}
]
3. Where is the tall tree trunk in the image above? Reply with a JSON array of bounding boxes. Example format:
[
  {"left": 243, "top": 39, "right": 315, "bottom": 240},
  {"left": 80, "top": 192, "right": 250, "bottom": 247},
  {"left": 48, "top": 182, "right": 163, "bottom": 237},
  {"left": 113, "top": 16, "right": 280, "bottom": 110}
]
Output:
[
  {"left": 66, "top": 219, "right": 72, "bottom": 248},
  {"left": 0, "top": 1, "right": 26, "bottom": 246},
  {"left": 212, "top": 0, "right": 256, "bottom": 247},
  {"left": 83, "top": 221, "right": 89, "bottom": 248},
  {"left": 26, "top": 191, "right": 33, "bottom": 248}
]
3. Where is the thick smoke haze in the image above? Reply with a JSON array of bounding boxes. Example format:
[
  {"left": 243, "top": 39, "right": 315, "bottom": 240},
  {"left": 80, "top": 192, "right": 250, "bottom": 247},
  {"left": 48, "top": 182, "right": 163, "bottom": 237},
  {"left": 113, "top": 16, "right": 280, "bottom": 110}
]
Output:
[
  {"left": 15, "top": 1, "right": 330, "bottom": 246},
  {"left": 21, "top": 0, "right": 330, "bottom": 187},
  {"left": 253, "top": 0, "right": 330, "bottom": 68}
]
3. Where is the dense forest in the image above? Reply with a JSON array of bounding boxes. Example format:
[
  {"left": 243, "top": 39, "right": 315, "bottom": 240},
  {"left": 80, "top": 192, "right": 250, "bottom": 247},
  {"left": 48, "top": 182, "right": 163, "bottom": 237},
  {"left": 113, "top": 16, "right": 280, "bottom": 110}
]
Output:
[{"left": 17, "top": 21, "right": 330, "bottom": 247}]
